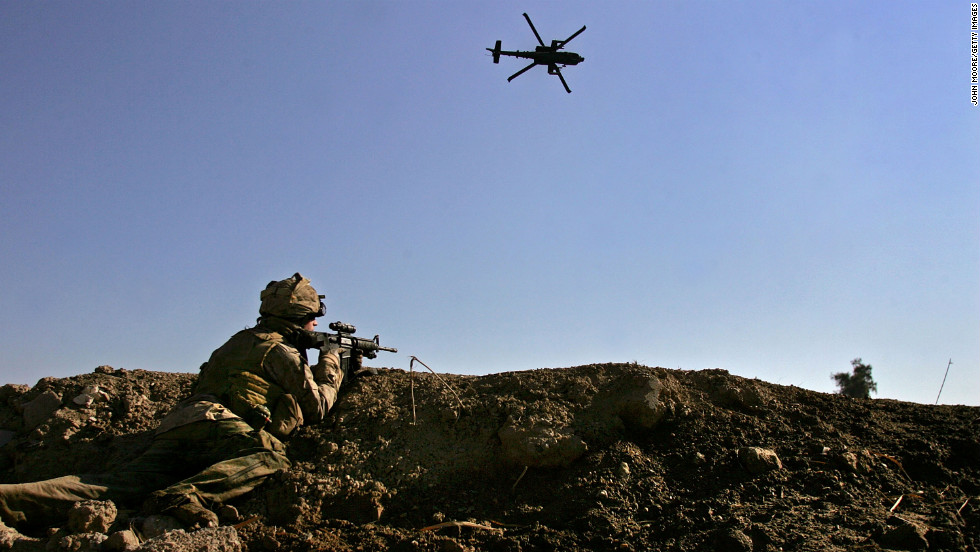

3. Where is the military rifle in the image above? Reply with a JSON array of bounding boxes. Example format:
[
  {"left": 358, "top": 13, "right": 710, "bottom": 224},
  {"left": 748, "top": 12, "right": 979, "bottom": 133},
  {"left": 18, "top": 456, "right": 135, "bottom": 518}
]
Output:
[{"left": 311, "top": 321, "right": 397, "bottom": 378}]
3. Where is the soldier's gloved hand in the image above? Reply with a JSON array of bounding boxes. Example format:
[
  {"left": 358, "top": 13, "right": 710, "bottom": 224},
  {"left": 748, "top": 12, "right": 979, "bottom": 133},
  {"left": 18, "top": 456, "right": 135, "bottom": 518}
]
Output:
[
  {"left": 349, "top": 350, "right": 364, "bottom": 374},
  {"left": 314, "top": 347, "right": 343, "bottom": 383},
  {"left": 349, "top": 353, "right": 381, "bottom": 377}
]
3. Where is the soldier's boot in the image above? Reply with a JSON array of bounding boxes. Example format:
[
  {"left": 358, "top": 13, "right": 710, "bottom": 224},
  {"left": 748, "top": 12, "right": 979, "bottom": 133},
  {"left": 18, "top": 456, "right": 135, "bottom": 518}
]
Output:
[{"left": 143, "top": 492, "right": 218, "bottom": 529}]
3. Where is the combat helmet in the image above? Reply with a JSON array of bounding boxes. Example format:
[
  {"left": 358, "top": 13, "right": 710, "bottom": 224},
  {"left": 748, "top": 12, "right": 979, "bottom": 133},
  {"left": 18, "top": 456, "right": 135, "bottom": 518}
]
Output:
[{"left": 259, "top": 273, "right": 326, "bottom": 321}]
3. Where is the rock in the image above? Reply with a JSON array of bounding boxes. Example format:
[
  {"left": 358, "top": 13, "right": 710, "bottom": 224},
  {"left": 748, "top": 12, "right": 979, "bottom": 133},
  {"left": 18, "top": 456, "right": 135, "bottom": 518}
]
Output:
[
  {"left": 216, "top": 504, "right": 240, "bottom": 524},
  {"left": 85, "top": 385, "right": 109, "bottom": 401},
  {"left": 611, "top": 373, "right": 669, "bottom": 430},
  {"left": 73, "top": 385, "right": 110, "bottom": 407},
  {"left": 22, "top": 390, "right": 62, "bottom": 430},
  {"left": 835, "top": 451, "right": 859, "bottom": 472},
  {"left": 104, "top": 530, "right": 141, "bottom": 552},
  {"left": 136, "top": 526, "right": 242, "bottom": 552},
  {"left": 878, "top": 517, "right": 929, "bottom": 550},
  {"left": 809, "top": 444, "right": 830, "bottom": 456},
  {"left": 738, "top": 447, "right": 782, "bottom": 474},
  {"left": 261, "top": 533, "right": 281, "bottom": 550},
  {"left": 714, "top": 527, "right": 753, "bottom": 552},
  {"left": 57, "top": 531, "right": 109, "bottom": 552},
  {"left": 72, "top": 394, "right": 94, "bottom": 407},
  {"left": 68, "top": 500, "right": 118, "bottom": 534}
]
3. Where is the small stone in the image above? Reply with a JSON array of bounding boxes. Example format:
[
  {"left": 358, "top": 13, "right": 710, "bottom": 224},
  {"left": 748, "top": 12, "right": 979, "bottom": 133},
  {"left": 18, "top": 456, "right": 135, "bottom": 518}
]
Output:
[
  {"left": 617, "top": 462, "right": 631, "bottom": 477},
  {"left": 82, "top": 384, "right": 110, "bottom": 401},
  {"left": 217, "top": 504, "right": 241, "bottom": 524},
  {"left": 262, "top": 533, "right": 281, "bottom": 550},
  {"left": 810, "top": 444, "right": 830, "bottom": 456},
  {"left": 104, "top": 529, "right": 141, "bottom": 551},
  {"left": 738, "top": 447, "right": 782, "bottom": 474},
  {"left": 73, "top": 393, "right": 95, "bottom": 407},
  {"left": 837, "top": 451, "right": 859, "bottom": 472}
]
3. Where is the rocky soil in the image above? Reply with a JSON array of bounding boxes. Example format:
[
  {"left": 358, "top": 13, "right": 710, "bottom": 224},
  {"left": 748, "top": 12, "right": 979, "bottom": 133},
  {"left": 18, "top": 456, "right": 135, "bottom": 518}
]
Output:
[{"left": 0, "top": 362, "right": 977, "bottom": 551}]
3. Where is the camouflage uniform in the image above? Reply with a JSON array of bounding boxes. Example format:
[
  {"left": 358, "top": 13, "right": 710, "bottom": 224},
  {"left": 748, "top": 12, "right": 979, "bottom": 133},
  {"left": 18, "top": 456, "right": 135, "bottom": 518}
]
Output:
[{"left": 0, "top": 274, "right": 345, "bottom": 529}]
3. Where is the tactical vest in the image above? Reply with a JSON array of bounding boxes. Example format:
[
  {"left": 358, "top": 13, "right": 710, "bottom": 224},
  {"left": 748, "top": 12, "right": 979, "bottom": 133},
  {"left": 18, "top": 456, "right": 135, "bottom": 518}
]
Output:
[{"left": 195, "top": 328, "right": 287, "bottom": 426}]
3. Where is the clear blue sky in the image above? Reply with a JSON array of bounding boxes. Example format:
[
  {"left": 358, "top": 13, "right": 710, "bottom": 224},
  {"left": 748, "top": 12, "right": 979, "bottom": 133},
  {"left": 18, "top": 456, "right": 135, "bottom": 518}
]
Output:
[{"left": 2, "top": 1, "right": 977, "bottom": 406}]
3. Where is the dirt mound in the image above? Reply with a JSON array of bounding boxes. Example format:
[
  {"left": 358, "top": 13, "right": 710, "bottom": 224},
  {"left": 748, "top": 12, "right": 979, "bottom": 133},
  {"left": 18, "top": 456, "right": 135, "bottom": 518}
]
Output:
[{"left": 1, "top": 363, "right": 977, "bottom": 551}]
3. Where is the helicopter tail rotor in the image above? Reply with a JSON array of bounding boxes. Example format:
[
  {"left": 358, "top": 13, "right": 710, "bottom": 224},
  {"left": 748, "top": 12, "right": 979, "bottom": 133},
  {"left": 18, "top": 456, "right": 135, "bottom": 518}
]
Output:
[{"left": 490, "top": 40, "right": 501, "bottom": 63}]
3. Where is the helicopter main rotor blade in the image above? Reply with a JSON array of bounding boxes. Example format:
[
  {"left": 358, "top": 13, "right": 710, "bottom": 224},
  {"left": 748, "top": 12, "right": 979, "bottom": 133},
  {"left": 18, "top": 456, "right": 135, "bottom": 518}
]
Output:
[
  {"left": 508, "top": 61, "right": 538, "bottom": 82},
  {"left": 522, "top": 13, "right": 546, "bottom": 47},
  {"left": 558, "top": 25, "right": 586, "bottom": 48},
  {"left": 553, "top": 66, "right": 572, "bottom": 93}
]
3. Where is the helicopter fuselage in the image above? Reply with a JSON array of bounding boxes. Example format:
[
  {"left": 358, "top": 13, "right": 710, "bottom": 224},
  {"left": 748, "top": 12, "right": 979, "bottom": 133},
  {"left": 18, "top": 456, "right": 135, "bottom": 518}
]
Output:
[{"left": 495, "top": 48, "right": 585, "bottom": 67}]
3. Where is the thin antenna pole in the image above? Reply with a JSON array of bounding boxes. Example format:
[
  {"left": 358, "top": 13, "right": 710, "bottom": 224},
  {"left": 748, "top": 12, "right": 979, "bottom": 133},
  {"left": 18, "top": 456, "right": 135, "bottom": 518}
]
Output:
[{"left": 934, "top": 358, "right": 953, "bottom": 405}]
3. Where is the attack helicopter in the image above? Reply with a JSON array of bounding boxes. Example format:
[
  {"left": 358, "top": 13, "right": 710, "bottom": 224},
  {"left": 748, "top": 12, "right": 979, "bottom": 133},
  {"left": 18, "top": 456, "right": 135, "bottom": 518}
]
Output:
[{"left": 487, "top": 13, "right": 586, "bottom": 93}]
